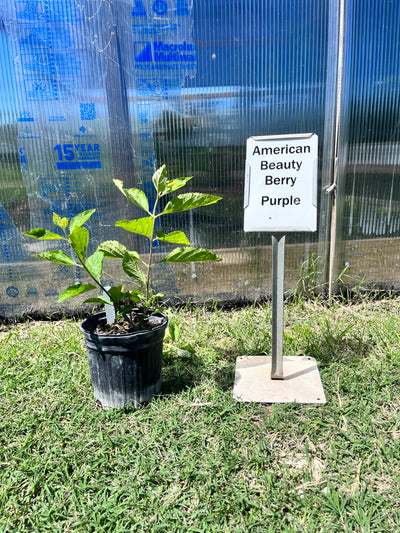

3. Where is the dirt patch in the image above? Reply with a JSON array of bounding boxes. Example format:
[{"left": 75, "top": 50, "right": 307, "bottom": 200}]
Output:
[{"left": 93, "top": 312, "right": 162, "bottom": 335}]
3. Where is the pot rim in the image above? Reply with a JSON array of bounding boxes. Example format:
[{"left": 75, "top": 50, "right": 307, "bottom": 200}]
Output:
[{"left": 79, "top": 310, "right": 168, "bottom": 339}]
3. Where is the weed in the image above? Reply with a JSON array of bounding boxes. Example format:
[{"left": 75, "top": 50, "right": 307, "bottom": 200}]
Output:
[{"left": 287, "top": 253, "right": 379, "bottom": 306}]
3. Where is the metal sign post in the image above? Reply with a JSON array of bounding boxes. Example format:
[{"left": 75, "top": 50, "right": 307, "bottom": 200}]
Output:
[
  {"left": 233, "top": 133, "right": 326, "bottom": 404},
  {"left": 271, "top": 233, "right": 285, "bottom": 380}
]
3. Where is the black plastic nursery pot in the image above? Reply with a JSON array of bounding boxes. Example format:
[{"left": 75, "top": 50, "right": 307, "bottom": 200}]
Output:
[{"left": 80, "top": 311, "right": 168, "bottom": 409}]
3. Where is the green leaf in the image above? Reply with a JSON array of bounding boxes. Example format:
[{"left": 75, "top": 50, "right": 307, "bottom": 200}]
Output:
[
  {"left": 122, "top": 251, "right": 146, "bottom": 284},
  {"left": 107, "top": 285, "right": 125, "bottom": 304},
  {"left": 160, "top": 247, "right": 222, "bottom": 263},
  {"left": 162, "top": 193, "right": 222, "bottom": 214},
  {"left": 152, "top": 165, "right": 168, "bottom": 194},
  {"left": 97, "top": 240, "right": 129, "bottom": 259},
  {"left": 23, "top": 228, "right": 63, "bottom": 240},
  {"left": 115, "top": 305, "right": 136, "bottom": 320},
  {"left": 53, "top": 213, "right": 68, "bottom": 230},
  {"left": 127, "top": 290, "right": 144, "bottom": 304},
  {"left": 69, "top": 209, "right": 96, "bottom": 233},
  {"left": 33, "top": 250, "right": 78, "bottom": 266},
  {"left": 113, "top": 179, "right": 149, "bottom": 213},
  {"left": 168, "top": 317, "right": 180, "bottom": 341},
  {"left": 83, "top": 296, "right": 113, "bottom": 306},
  {"left": 115, "top": 217, "right": 154, "bottom": 239},
  {"left": 58, "top": 283, "right": 96, "bottom": 302},
  {"left": 68, "top": 226, "right": 89, "bottom": 260},
  {"left": 85, "top": 251, "right": 104, "bottom": 281},
  {"left": 163, "top": 176, "right": 192, "bottom": 195},
  {"left": 156, "top": 230, "right": 190, "bottom": 245}
]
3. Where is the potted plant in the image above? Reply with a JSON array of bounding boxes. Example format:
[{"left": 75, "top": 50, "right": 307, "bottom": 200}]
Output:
[{"left": 23, "top": 165, "right": 222, "bottom": 408}]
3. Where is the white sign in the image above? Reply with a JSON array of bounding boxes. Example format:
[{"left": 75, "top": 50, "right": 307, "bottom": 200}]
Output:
[{"left": 244, "top": 133, "right": 318, "bottom": 232}]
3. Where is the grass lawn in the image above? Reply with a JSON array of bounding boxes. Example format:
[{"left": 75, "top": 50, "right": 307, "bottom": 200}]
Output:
[{"left": 1, "top": 298, "right": 400, "bottom": 532}]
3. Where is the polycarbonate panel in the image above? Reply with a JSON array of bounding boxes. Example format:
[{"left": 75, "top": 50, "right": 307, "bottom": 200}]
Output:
[
  {"left": 334, "top": 0, "right": 400, "bottom": 289},
  {"left": 150, "top": 0, "right": 331, "bottom": 299},
  {"left": 1, "top": 0, "right": 330, "bottom": 317},
  {"left": 0, "top": 0, "right": 117, "bottom": 317}
]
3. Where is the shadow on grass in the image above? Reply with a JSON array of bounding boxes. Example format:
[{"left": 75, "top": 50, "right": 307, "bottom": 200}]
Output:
[
  {"left": 213, "top": 360, "right": 237, "bottom": 392},
  {"left": 212, "top": 328, "right": 373, "bottom": 392},
  {"left": 161, "top": 346, "right": 240, "bottom": 395},
  {"left": 161, "top": 349, "right": 207, "bottom": 395},
  {"left": 160, "top": 317, "right": 373, "bottom": 396}
]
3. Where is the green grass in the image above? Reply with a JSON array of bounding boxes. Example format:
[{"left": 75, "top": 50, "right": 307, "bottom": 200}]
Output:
[{"left": 1, "top": 298, "right": 400, "bottom": 532}]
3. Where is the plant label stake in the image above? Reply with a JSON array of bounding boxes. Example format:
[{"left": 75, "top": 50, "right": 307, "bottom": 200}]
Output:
[
  {"left": 103, "top": 286, "right": 116, "bottom": 324},
  {"left": 234, "top": 133, "right": 326, "bottom": 403}
]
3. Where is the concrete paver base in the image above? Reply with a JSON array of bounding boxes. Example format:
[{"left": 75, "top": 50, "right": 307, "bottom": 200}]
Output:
[{"left": 233, "top": 355, "right": 326, "bottom": 404}]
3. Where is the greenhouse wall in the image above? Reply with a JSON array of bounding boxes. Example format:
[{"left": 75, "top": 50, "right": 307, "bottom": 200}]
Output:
[{"left": 0, "top": 0, "right": 399, "bottom": 317}]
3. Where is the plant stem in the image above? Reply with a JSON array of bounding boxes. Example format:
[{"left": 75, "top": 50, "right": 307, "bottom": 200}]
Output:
[
  {"left": 77, "top": 255, "right": 109, "bottom": 297},
  {"left": 145, "top": 191, "right": 160, "bottom": 301},
  {"left": 74, "top": 246, "right": 135, "bottom": 327}
]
